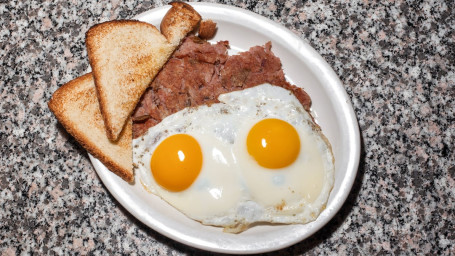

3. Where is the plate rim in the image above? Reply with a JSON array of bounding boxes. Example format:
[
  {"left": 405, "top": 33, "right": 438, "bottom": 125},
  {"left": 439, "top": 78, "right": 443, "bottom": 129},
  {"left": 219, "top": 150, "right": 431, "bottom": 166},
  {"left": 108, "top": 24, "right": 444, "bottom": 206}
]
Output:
[{"left": 89, "top": 2, "right": 360, "bottom": 254}]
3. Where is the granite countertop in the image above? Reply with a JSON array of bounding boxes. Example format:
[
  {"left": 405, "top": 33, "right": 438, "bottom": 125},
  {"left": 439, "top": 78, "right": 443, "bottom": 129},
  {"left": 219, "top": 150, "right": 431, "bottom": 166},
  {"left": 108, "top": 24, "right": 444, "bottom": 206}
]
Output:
[{"left": 1, "top": 0, "right": 454, "bottom": 255}]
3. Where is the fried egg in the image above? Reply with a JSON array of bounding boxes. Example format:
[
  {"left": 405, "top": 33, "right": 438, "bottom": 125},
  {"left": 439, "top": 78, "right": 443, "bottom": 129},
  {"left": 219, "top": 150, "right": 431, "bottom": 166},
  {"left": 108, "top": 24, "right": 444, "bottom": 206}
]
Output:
[{"left": 133, "top": 84, "right": 334, "bottom": 232}]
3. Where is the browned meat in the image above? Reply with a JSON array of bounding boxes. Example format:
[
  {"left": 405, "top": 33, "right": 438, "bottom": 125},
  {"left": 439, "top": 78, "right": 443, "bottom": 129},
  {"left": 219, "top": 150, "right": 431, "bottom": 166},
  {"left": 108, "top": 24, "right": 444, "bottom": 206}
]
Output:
[
  {"left": 174, "top": 37, "right": 229, "bottom": 63},
  {"left": 132, "top": 36, "right": 311, "bottom": 138},
  {"left": 220, "top": 42, "right": 311, "bottom": 109}
]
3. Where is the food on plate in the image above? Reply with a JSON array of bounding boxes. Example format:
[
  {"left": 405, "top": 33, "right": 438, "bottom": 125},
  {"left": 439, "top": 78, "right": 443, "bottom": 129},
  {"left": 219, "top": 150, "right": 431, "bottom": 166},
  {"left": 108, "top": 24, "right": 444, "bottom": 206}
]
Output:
[
  {"left": 48, "top": 74, "right": 133, "bottom": 181},
  {"left": 48, "top": 0, "right": 335, "bottom": 233},
  {"left": 133, "top": 84, "right": 335, "bottom": 233},
  {"left": 132, "top": 36, "right": 312, "bottom": 138},
  {"left": 49, "top": 2, "right": 202, "bottom": 182},
  {"left": 86, "top": 2, "right": 202, "bottom": 142},
  {"left": 132, "top": 34, "right": 334, "bottom": 232}
]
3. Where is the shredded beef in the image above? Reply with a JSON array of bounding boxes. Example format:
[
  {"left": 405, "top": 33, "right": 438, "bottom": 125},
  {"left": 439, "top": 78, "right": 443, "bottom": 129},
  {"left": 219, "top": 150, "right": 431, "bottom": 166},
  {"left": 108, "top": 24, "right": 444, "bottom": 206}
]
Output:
[{"left": 132, "top": 36, "right": 311, "bottom": 138}]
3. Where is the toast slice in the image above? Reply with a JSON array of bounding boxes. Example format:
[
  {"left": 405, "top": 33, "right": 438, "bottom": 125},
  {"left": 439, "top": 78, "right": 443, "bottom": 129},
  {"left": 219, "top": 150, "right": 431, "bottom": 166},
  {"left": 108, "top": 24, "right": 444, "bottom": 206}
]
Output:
[
  {"left": 86, "top": 3, "right": 202, "bottom": 142},
  {"left": 86, "top": 20, "right": 175, "bottom": 141},
  {"left": 48, "top": 74, "right": 133, "bottom": 182}
]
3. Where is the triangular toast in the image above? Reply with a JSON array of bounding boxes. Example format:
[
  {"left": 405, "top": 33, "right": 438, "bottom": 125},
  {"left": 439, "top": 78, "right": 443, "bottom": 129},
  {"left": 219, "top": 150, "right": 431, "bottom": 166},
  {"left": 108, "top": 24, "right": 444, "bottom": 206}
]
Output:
[
  {"left": 86, "top": 20, "right": 175, "bottom": 141},
  {"left": 48, "top": 74, "right": 133, "bottom": 182}
]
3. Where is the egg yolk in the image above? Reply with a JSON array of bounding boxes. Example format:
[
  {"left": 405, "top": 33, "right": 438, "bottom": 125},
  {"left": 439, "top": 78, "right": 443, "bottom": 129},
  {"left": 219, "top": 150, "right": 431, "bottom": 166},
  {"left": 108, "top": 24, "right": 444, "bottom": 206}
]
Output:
[
  {"left": 150, "top": 134, "right": 203, "bottom": 192},
  {"left": 247, "top": 118, "right": 300, "bottom": 169}
]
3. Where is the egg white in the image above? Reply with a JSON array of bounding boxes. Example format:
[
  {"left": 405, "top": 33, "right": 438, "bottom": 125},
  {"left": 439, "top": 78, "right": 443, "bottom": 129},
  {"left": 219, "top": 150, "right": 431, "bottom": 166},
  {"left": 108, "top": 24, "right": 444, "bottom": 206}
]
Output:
[{"left": 133, "top": 84, "right": 335, "bottom": 232}]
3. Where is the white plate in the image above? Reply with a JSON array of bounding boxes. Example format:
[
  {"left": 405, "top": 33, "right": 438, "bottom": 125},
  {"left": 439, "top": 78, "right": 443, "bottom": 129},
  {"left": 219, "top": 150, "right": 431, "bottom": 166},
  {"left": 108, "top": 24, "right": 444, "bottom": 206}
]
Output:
[{"left": 89, "top": 3, "right": 360, "bottom": 254}]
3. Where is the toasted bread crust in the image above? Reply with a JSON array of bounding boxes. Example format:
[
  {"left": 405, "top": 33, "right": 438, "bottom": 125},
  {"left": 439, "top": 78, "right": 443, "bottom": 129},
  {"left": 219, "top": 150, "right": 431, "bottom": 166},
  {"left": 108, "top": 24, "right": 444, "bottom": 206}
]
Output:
[
  {"left": 160, "top": 2, "right": 202, "bottom": 45},
  {"left": 48, "top": 74, "right": 133, "bottom": 182},
  {"left": 198, "top": 19, "right": 217, "bottom": 39},
  {"left": 86, "top": 20, "right": 175, "bottom": 141}
]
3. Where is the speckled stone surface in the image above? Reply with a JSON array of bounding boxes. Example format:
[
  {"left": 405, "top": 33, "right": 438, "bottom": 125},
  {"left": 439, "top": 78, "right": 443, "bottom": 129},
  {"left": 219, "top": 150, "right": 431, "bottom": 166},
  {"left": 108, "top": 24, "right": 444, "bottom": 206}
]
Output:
[{"left": 1, "top": 0, "right": 454, "bottom": 255}]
